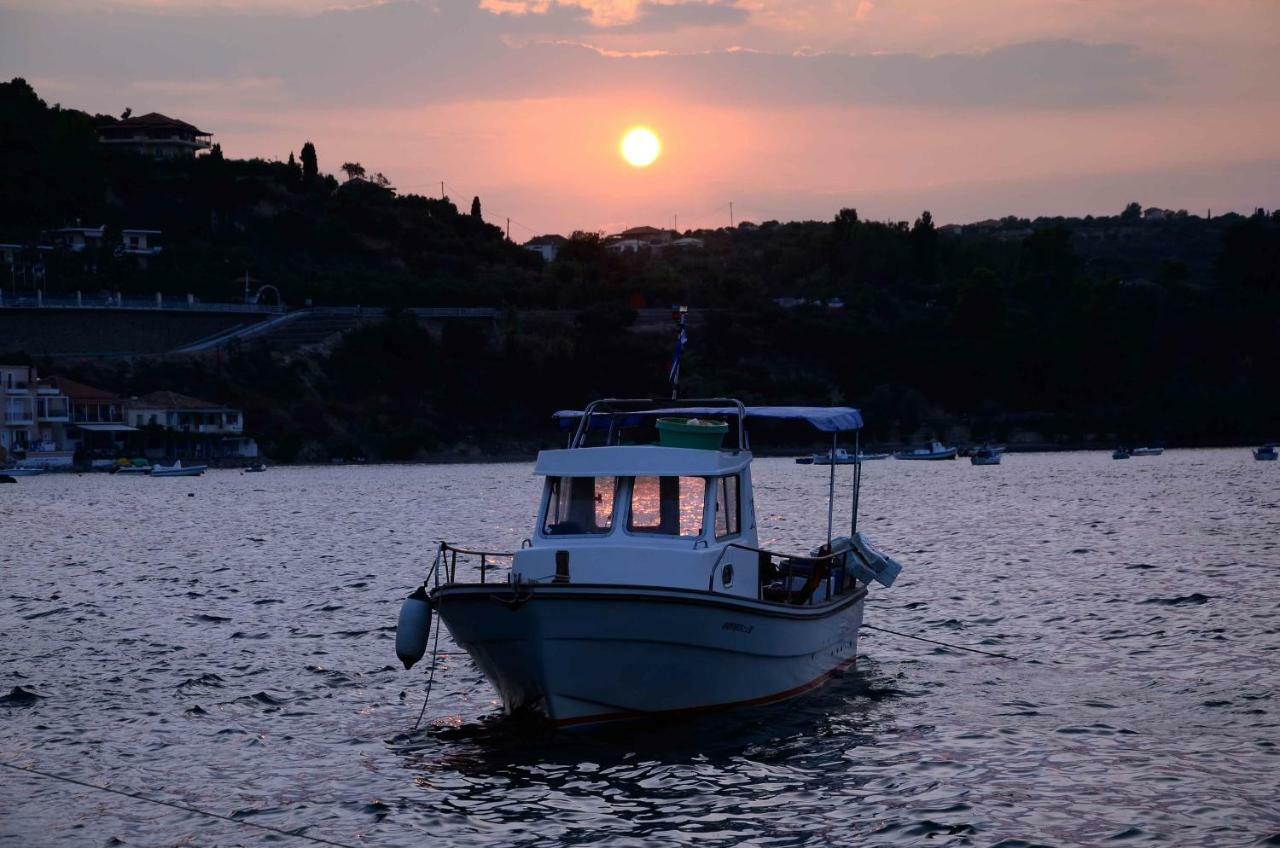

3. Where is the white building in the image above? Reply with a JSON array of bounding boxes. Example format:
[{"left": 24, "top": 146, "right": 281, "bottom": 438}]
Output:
[{"left": 1, "top": 364, "right": 74, "bottom": 467}]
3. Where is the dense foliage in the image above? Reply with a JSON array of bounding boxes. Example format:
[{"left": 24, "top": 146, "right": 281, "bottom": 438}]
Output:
[{"left": 4, "top": 78, "right": 1279, "bottom": 455}]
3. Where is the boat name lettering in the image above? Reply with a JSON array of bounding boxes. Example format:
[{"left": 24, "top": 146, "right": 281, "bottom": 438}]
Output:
[{"left": 722, "top": 622, "right": 754, "bottom": 634}]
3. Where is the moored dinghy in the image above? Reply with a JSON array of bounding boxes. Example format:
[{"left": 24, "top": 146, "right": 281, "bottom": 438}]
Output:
[
  {"left": 894, "top": 441, "right": 957, "bottom": 461},
  {"left": 1255, "top": 444, "right": 1278, "bottom": 461},
  {"left": 398, "top": 398, "right": 904, "bottom": 728},
  {"left": 150, "top": 460, "right": 207, "bottom": 477}
]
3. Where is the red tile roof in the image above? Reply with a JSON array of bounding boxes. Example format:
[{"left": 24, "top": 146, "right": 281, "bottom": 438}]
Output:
[
  {"left": 43, "top": 375, "right": 119, "bottom": 400},
  {"left": 135, "top": 390, "right": 228, "bottom": 410},
  {"left": 102, "top": 112, "right": 209, "bottom": 136}
]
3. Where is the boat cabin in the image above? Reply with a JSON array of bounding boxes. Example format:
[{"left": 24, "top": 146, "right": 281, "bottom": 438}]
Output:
[
  {"left": 514, "top": 444, "right": 759, "bottom": 594},
  {"left": 509, "top": 399, "right": 867, "bottom": 602}
]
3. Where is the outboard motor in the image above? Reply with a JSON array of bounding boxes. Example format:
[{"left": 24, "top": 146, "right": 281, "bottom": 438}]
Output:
[
  {"left": 850, "top": 532, "right": 904, "bottom": 587},
  {"left": 396, "top": 585, "right": 432, "bottom": 670}
]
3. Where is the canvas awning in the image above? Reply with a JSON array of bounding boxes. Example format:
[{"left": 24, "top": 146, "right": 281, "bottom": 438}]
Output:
[
  {"left": 74, "top": 423, "right": 138, "bottom": 432},
  {"left": 554, "top": 406, "right": 863, "bottom": 432}
]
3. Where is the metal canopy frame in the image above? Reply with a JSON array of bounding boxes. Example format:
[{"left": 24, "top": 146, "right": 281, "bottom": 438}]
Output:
[{"left": 564, "top": 397, "right": 865, "bottom": 546}]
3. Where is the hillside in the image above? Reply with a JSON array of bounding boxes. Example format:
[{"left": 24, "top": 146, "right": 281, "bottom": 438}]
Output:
[{"left": 3, "top": 77, "right": 1279, "bottom": 456}]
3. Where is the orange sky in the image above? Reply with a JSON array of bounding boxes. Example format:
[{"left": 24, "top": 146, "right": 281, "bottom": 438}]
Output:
[{"left": 2, "top": 0, "right": 1278, "bottom": 236}]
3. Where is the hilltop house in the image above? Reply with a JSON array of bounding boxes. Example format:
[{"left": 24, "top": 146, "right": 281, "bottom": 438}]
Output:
[
  {"left": 128, "top": 391, "right": 257, "bottom": 459},
  {"left": 523, "top": 234, "right": 567, "bottom": 262},
  {"left": 98, "top": 113, "right": 212, "bottom": 159},
  {"left": 46, "top": 225, "right": 106, "bottom": 253},
  {"left": 1, "top": 365, "right": 73, "bottom": 467}
]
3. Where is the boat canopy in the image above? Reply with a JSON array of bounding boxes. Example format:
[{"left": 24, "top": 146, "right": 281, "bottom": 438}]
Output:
[
  {"left": 554, "top": 405, "right": 863, "bottom": 433},
  {"left": 536, "top": 445, "right": 752, "bottom": 477}
]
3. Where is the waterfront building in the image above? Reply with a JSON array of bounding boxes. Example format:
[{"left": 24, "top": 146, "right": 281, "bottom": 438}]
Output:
[
  {"left": 127, "top": 390, "right": 257, "bottom": 459},
  {"left": 44, "top": 375, "right": 138, "bottom": 464},
  {"left": 1, "top": 364, "right": 74, "bottom": 467}
]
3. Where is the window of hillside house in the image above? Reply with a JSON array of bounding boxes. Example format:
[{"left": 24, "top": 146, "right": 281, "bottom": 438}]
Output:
[
  {"left": 628, "top": 476, "right": 705, "bottom": 537},
  {"left": 715, "top": 475, "right": 741, "bottom": 539},
  {"left": 543, "top": 476, "right": 617, "bottom": 535}
]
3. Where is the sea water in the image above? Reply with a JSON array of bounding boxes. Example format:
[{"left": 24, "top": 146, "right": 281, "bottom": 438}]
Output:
[{"left": 1, "top": 450, "right": 1277, "bottom": 846}]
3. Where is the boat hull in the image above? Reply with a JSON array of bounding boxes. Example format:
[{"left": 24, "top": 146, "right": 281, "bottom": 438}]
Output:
[
  {"left": 970, "top": 454, "right": 1001, "bottom": 466},
  {"left": 2, "top": 468, "right": 45, "bottom": 477},
  {"left": 433, "top": 583, "right": 865, "bottom": 727},
  {"left": 894, "top": 449, "right": 957, "bottom": 460},
  {"left": 150, "top": 466, "right": 207, "bottom": 477}
]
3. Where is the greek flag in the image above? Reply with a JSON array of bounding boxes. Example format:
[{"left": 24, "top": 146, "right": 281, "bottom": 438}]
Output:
[{"left": 669, "top": 326, "right": 688, "bottom": 385}]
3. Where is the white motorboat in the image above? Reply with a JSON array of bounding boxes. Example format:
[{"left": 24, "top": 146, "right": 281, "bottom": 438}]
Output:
[
  {"left": 150, "top": 460, "right": 207, "bottom": 477},
  {"left": 893, "top": 441, "right": 957, "bottom": 461},
  {"left": 1255, "top": 445, "right": 1278, "bottom": 461},
  {"left": 1, "top": 467, "right": 45, "bottom": 477},
  {"left": 396, "top": 399, "right": 904, "bottom": 728},
  {"left": 1131, "top": 447, "right": 1164, "bottom": 456},
  {"left": 806, "top": 447, "right": 886, "bottom": 465}
]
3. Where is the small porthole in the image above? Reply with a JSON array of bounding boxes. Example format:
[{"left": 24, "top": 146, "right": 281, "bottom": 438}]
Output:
[{"left": 722, "top": 563, "right": 734, "bottom": 587}]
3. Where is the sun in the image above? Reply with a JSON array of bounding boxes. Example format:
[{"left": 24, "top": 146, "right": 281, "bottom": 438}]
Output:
[{"left": 620, "top": 127, "right": 661, "bottom": 168}]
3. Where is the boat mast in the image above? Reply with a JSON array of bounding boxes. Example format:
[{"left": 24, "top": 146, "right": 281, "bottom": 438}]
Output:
[
  {"left": 827, "top": 432, "right": 836, "bottom": 543},
  {"left": 851, "top": 430, "right": 861, "bottom": 535}
]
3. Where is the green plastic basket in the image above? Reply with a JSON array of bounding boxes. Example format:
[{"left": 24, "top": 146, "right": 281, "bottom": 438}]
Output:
[{"left": 656, "top": 417, "right": 729, "bottom": 450}]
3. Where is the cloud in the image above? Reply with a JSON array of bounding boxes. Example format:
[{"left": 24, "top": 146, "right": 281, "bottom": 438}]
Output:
[{"left": 0, "top": 0, "right": 1164, "bottom": 110}]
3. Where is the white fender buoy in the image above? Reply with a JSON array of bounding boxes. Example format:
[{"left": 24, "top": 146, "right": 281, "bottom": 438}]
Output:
[{"left": 396, "top": 586, "right": 432, "bottom": 670}]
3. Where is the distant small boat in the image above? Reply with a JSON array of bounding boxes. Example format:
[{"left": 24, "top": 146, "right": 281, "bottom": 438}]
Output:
[
  {"left": 150, "top": 460, "right": 207, "bottom": 477},
  {"left": 894, "top": 441, "right": 957, "bottom": 461},
  {"left": 1113, "top": 448, "right": 1131, "bottom": 460},
  {"left": 794, "top": 456, "right": 814, "bottom": 465},
  {"left": 1131, "top": 447, "right": 1164, "bottom": 456},
  {"left": 245, "top": 463, "right": 268, "bottom": 473},
  {"left": 811, "top": 448, "right": 859, "bottom": 465},
  {"left": 2, "top": 467, "right": 45, "bottom": 477},
  {"left": 970, "top": 447, "right": 1002, "bottom": 466},
  {"left": 1255, "top": 445, "right": 1278, "bottom": 461}
]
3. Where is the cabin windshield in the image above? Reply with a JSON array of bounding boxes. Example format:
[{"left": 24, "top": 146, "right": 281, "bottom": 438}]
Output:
[
  {"left": 544, "top": 476, "right": 617, "bottom": 535},
  {"left": 627, "top": 476, "right": 705, "bottom": 537}
]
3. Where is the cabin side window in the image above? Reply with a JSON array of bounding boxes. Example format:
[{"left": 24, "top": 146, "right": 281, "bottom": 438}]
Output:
[
  {"left": 543, "top": 476, "right": 616, "bottom": 535},
  {"left": 715, "top": 474, "right": 741, "bottom": 539},
  {"left": 627, "top": 476, "right": 705, "bottom": 537}
]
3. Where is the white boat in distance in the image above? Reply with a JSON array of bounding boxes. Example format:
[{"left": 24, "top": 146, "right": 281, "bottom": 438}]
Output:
[
  {"left": 396, "top": 399, "right": 904, "bottom": 728},
  {"left": 150, "top": 460, "right": 207, "bottom": 477},
  {"left": 1131, "top": 447, "right": 1164, "bottom": 456},
  {"left": 894, "top": 441, "right": 958, "bottom": 461},
  {"left": 1, "top": 467, "right": 45, "bottom": 477},
  {"left": 1255, "top": 445, "right": 1278, "bottom": 461},
  {"left": 800, "top": 448, "right": 889, "bottom": 465}
]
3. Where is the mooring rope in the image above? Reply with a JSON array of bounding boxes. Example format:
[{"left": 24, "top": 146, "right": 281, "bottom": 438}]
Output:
[
  {"left": 413, "top": 596, "right": 444, "bottom": 731},
  {"left": 0, "top": 760, "right": 359, "bottom": 848},
  {"left": 863, "top": 623, "right": 1019, "bottom": 661}
]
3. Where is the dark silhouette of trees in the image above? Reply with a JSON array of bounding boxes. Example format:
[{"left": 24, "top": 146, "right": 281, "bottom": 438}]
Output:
[
  {"left": 300, "top": 141, "right": 318, "bottom": 183},
  {"left": 341, "top": 162, "right": 366, "bottom": 182},
  {"left": 471, "top": 196, "right": 482, "bottom": 219},
  {"left": 1122, "top": 201, "right": 1142, "bottom": 222}
]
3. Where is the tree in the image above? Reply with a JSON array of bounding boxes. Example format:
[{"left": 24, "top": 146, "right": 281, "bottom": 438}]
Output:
[
  {"left": 120, "top": 107, "right": 132, "bottom": 120},
  {"left": 470, "top": 196, "right": 482, "bottom": 220},
  {"left": 300, "top": 141, "right": 318, "bottom": 183},
  {"left": 1121, "top": 201, "right": 1142, "bottom": 222},
  {"left": 208, "top": 143, "right": 224, "bottom": 162},
  {"left": 341, "top": 161, "right": 366, "bottom": 182},
  {"left": 372, "top": 172, "right": 393, "bottom": 190}
]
